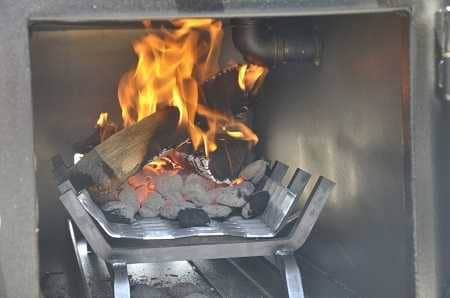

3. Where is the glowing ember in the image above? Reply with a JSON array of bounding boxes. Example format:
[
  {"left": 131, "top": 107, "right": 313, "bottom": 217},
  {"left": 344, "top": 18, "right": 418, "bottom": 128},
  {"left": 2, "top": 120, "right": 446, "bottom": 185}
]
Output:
[
  {"left": 117, "top": 19, "right": 259, "bottom": 156},
  {"left": 231, "top": 176, "right": 245, "bottom": 185},
  {"left": 128, "top": 173, "right": 156, "bottom": 204},
  {"left": 128, "top": 153, "right": 186, "bottom": 204},
  {"left": 143, "top": 156, "right": 183, "bottom": 176}
]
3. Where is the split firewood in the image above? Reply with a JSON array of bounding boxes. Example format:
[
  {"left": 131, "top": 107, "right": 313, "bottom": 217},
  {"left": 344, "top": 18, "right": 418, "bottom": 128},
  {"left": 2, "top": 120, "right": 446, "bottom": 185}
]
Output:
[{"left": 72, "top": 108, "right": 181, "bottom": 191}]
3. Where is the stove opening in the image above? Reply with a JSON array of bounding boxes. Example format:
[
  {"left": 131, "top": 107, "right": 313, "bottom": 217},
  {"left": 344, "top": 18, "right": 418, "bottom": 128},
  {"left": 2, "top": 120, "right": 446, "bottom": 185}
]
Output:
[{"left": 31, "top": 12, "right": 410, "bottom": 298}]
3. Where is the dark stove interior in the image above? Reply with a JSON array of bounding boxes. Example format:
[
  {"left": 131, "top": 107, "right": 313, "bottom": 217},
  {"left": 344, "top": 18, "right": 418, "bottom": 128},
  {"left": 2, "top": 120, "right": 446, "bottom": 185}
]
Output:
[{"left": 31, "top": 12, "right": 410, "bottom": 297}]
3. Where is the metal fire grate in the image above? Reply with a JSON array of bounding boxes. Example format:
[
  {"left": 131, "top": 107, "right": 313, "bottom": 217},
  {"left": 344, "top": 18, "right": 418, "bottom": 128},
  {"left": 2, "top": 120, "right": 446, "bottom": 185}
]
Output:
[
  {"left": 56, "top": 159, "right": 335, "bottom": 298},
  {"left": 57, "top": 167, "right": 309, "bottom": 240}
]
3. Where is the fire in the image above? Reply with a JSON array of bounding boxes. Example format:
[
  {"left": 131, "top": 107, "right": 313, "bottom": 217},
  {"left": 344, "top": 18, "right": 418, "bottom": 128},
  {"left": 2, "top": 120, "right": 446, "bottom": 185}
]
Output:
[
  {"left": 231, "top": 176, "right": 245, "bottom": 185},
  {"left": 95, "top": 112, "right": 117, "bottom": 142},
  {"left": 238, "top": 64, "right": 268, "bottom": 93},
  {"left": 130, "top": 152, "right": 185, "bottom": 204},
  {"left": 96, "top": 112, "right": 109, "bottom": 126},
  {"left": 117, "top": 19, "right": 260, "bottom": 156},
  {"left": 143, "top": 156, "right": 183, "bottom": 176}
]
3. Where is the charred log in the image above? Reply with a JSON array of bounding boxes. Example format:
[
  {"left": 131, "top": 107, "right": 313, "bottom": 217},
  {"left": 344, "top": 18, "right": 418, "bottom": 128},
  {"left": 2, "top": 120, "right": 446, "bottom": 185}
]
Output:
[
  {"left": 201, "top": 65, "right": 248, "bottom": 116},
  {"left": 208, "top": 137, "right": 253, "bottom": 181}
]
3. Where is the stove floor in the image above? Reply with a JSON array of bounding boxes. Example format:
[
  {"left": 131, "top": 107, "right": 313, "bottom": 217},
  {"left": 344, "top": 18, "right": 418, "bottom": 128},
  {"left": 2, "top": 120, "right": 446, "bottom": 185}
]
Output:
[{"left": 128, "top": 262, "right": 220, "bottom": 298}]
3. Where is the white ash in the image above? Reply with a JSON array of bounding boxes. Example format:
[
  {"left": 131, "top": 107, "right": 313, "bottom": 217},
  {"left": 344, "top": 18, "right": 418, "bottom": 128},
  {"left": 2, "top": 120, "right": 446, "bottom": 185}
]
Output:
[
  {"left": 207, "top": 187, "right": 246, "bottom": 208},
  {"left": 100, "top": 184, "right": 140, "bottom": 221},
  {"left": 163, "top": 191, "right": 185, "bottom": 204},
  {"left": 159, "top": 192, "right": 195, "bottom": 219},
  {"left": 202, "top": 204, "right": 232, "bottom": 218},
  {"left": 159, "top": 203, "right": 181, "bottom": 220},
  {"left": 101, "top": 200, "right": 136, "bottom": 221},
  {"left": 138, "top": 193, "right": 165, "bottom": 218},
  {"left": 118, "top": 184, "right": 140, "bottom": 213},
  {"left": 154, "top": 174, "right": 183, "bottom": 196},
  {"left": 184, "top": 173, "right": 212, "bottom": 190},
  {"left": 160, "top": 201, "right": 195, "bottom": 219},
  {"left": 239, "top": 160, "right": 267, "bottom": 184},
  {"left": 167, "top": 282, "right": 206, "bottom": 298},
  {"left": 182, "top": 183, "right": 211, "bottom": 207},
  {"left": 182, "top": 174, "right": 217, "bottom": 206}
]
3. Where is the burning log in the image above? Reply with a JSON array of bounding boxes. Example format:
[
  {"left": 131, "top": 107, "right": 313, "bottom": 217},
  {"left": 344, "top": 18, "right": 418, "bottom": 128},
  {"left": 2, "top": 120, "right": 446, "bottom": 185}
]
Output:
[
  {"left": 209, "top": 138, "right": 253, "bottom": 181},
  {"left": 73, "top": 112, "right": 118, "bottom": 154},
  {"left": 72, "top": 108, "right": 181, "bottom": 192},
  {"left": 201, "top": 64, "right": 268, "bottom": 116},
  {"left": 201, "top": 65, "right": 246, "bottom": 116}
]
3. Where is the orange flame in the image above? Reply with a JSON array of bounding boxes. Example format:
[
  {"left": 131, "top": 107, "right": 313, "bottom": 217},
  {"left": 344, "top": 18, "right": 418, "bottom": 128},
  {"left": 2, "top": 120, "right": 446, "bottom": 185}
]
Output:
[
  {"left": 238, "top": 64, "right": 268, "bottom": 93},
  {"left": 96, "top": 112, "right": 117, "bottom": 142},
  {"left": 231, "top": 176, "right": 245, "bottom": 185},
  {"left": 118, "top": 19, "right": 259, "bottom": 156},
  {"left": 96, "top": 112, "right": 109, "bottom": 127}
]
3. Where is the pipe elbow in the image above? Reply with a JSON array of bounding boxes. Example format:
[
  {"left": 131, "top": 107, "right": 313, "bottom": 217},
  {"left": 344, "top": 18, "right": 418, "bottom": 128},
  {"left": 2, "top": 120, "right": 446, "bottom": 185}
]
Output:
[{"left": 231, "top": 18, "right": 321, "bottom": 67}]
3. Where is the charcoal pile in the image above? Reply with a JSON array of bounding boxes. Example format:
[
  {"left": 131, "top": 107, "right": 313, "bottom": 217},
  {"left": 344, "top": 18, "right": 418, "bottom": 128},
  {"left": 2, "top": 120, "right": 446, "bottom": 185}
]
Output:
[{"left": 98, "top": 155, "right": 269, "bottom": 227}]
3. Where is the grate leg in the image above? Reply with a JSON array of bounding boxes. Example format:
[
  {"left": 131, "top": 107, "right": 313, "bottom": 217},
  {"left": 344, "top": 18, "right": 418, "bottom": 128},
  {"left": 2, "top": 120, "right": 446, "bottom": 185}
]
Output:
[
  {"left": 111, "top": 262, "right": 130, "bottom": 298},
  {"left": 275, "top": 251, "right": 305, "bottom": 298}
]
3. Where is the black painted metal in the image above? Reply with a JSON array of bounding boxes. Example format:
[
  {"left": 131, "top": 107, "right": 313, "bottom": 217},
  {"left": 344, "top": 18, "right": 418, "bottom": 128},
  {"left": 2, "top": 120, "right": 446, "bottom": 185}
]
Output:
[
  {"left": 231, "top": 18, "right": 321, "bottom": 66},
  {"left": 255, "top": 14, "right": 412, "bottom": 297}
]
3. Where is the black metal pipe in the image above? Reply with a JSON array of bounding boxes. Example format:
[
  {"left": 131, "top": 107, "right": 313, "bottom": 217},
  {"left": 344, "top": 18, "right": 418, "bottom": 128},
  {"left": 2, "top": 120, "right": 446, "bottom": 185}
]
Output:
[{"left": 231, "top": 18, "right": 321, "bottom": 67}]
